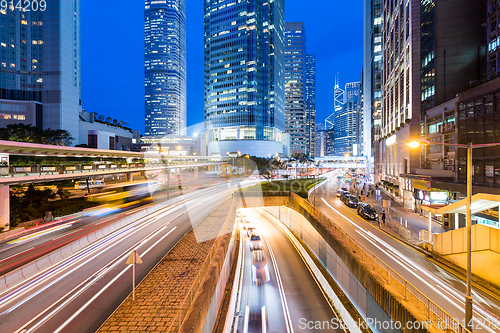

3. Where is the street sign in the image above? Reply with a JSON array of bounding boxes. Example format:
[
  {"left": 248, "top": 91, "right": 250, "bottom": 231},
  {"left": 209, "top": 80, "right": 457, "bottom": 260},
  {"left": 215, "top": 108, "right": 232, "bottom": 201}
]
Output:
[
  {"left": 126, "top": 250, "right": 143, "bottom": 301},
  {"left": 126, "top": 250, "right": 143, "bottom": 265}
]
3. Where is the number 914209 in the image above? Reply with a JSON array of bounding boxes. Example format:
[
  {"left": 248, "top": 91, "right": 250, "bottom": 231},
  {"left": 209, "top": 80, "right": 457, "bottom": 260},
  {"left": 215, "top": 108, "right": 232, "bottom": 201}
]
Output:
[{"left": 1, "top": 0, "right": 47, "bottom": 12}]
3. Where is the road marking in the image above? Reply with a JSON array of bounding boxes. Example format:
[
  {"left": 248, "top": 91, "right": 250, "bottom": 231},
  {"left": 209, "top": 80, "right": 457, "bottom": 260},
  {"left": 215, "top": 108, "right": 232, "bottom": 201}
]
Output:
[
  {"left": 243, "top": 306, "right": 249, "bottom": 333},
  {"left": 0, "top": 247, "right": 34, "bottom": 263},
  {"left": 262, "top": 305, "right": 266, "bottom": 333},
  {"left": 258, "top": 220, "right": 294, "bottom": 333},
  {"left": 322, "top": 196, "right": 500, "bottom": 331}
]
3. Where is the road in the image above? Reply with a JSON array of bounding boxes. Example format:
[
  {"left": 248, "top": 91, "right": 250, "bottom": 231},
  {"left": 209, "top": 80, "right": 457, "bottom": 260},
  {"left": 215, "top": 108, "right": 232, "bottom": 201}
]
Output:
[
  {"left": 0, "top": 180, "right": 255, "bottom": 333},
  {"left": 236, "top": 208, "right": 344, "bottom": 333},
  {"left": 313, "top": 172, "right": 500, "bottom": 332},
  {"left": 0, "top": 175, "right": 229, "bottom": 277}
]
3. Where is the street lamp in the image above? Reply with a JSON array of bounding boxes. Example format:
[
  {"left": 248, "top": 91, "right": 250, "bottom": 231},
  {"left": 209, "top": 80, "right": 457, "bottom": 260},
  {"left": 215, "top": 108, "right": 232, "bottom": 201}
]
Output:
[{"left": 407, "top": 138, "right": 500, "bottom": 331}]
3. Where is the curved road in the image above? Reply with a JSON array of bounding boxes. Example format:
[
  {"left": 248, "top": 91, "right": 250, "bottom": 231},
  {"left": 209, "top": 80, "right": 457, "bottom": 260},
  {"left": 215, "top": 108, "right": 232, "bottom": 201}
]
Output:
[
  {"left": 236, "top": 208, "right": 344, "bottom": 333},
  {"left": 313, "top": 172, "right": 500, "bottom": 332},
  {"left": 0, "top": 180, "right": 256, "bottom": 333}
]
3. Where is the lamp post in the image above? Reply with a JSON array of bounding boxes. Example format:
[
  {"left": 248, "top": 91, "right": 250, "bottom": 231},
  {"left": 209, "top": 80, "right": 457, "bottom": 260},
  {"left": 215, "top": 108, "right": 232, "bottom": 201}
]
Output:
[{"left": 407, "top": 138, "right": 500, "bottom": 331}]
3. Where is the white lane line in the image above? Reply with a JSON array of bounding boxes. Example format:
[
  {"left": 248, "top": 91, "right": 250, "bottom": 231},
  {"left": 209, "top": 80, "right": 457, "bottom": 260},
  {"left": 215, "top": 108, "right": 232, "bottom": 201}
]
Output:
[
  {"left": 0, "top": 247, "right": 34, "bottom": 263},
  {"left": 5, "top": 185, "right": 239, "bottom": 330},
  {"left": 18, "top": 227, "right": 178, "bottom": 333},
  {"left": 258, "top": 221, "right": 294, "bottom": 333},
  {"left": 322, "top": 198, "right": 500, "bottom": 331},
  {"left": 262, "top": 305, "right": 267, "bottom": 333},
  {"left": 51, "top": 228, "right": 84, "bottom": 241},
  {"left": 243, "top": 305, "right": 249, "bottom": 333}
]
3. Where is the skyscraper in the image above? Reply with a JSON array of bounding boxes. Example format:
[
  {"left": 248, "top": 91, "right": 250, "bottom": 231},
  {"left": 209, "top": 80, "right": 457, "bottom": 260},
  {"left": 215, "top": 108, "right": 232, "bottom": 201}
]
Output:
[
  {"left": 285, "top": 22, "right": 307, "bottom": 155},
  {"left": 144, "top": 0, "right": 187, "bottom": 137},
  {"left": 363, "top": 0, "right": 382, "bottom": 166},
  {"left": 305, "top": 54, "right": 316, "bottom": 156},
  {"left": 378, "top": 0, "right": 486, "bottom": 186},
  {"left": 204, "top": 0, "right": 285, "bottom": 157},
  {"left": 0, "top": 0, "right": 82, "bottom": 142},
  {"left": 334, "top": 82, "right": 360, "bottom": 156}
]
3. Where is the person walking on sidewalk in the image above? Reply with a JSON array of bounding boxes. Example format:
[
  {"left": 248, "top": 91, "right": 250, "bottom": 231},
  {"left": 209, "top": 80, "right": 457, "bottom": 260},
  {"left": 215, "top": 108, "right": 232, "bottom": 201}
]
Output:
[{"left": 382, "top": 211, "right": 386, "bottom": 224}]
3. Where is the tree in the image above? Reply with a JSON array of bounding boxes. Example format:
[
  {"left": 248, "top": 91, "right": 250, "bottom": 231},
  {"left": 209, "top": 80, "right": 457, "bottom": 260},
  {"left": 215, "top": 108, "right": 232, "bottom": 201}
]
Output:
[
  {"left": 56, "top": 187, "right": 71, "bottom": 200},
  {"left": 0, "top": 123, "right": 73, "bottom": 146}
]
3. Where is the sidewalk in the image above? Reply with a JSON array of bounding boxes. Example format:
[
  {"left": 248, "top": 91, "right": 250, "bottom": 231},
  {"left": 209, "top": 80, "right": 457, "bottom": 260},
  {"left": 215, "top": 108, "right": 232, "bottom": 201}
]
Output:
[{"left": 349, "top": 182, "right": 447, "bottom": 244}]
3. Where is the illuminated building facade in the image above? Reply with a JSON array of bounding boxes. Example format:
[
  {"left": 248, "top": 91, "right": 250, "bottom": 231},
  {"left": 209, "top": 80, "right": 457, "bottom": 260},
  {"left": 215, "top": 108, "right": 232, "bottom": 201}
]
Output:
[
  {"left": 204, "top": 0, "right": 285, "bottom": 157},
  {"left": 0, "top": 0, "right": 82, "bottom": 142},
  {"left": 144, "top": 0, "right": 187, "bottom": 137}
]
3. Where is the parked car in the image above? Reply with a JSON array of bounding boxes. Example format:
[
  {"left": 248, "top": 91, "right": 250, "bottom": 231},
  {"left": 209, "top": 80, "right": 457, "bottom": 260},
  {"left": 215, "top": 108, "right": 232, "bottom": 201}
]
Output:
[
  {"left": 336, "top": 189, "right": 345, "bottom": 197},
  {"left": 339, "top": 190, "right": 350, "bottom": 200},
  {"left": 341, "top": 194, "right": 359, "bottom": 208},
  {"left": 357, "top": 203, "right": 378, "bottom": 220}
]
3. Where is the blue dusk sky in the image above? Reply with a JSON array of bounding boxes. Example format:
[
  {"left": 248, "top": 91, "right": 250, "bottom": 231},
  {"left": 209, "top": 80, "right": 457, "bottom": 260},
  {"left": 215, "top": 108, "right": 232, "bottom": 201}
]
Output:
[{"left": 80, "top": 1, "right": 363, "bottom": 135}]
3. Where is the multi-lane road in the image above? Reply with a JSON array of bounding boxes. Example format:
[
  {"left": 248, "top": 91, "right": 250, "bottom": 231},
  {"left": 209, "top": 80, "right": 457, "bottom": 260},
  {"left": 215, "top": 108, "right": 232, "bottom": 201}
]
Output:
[
  {"left": 0, "top": 180, "right": 254, "bottom": 333},
  {"left": 236, "top": 208, "right": 344, "bottom": 333},
  {"left": 0, "top": 175, "right": 224, "bottom": 277},
  {"left": 314, "top": 172, "right": 500, "bottom": 332}
]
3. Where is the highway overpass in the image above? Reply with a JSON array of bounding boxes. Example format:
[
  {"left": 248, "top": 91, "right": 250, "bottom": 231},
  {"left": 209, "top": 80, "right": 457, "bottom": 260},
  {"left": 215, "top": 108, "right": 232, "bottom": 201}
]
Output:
[{"left": 0, "top": 140, "right": 229, "bottom": 229}]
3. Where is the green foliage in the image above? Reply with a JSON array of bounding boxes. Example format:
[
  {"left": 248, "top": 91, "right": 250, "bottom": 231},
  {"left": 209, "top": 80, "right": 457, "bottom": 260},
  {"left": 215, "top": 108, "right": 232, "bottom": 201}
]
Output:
[
  {"left": 243, "top": 177, "right": 326, "bottom": 198},
  {"left": 0, "top": 123, "right": 74, "bottom": 146},
  {"left": 10, "top": 186, "right": 98, "bottom": 226}
]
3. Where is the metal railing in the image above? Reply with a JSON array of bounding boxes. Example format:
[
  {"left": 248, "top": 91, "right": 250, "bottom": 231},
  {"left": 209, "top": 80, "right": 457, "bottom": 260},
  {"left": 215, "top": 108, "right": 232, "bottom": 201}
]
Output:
[
  {"left": 289, "top": 192, "right": 471, "bottom": 333},
  {"left": 0, "top": 161, "right": 220, "bottom": 178}
]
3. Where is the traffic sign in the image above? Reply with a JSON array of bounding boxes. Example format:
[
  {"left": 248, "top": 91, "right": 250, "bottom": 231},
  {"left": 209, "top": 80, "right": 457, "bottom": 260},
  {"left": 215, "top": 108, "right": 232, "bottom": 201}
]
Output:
[{"left": 126, "top": 250, "right": 143, "bottom": 265}]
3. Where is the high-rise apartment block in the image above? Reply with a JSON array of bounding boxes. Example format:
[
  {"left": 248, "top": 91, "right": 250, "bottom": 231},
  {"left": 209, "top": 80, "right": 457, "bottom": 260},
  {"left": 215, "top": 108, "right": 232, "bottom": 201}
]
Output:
[
  {"left": 0, "top": 0, "right": 82, "bottom": 142},
  {"left": 204, "top": 0, "right": 285, "bottom": 157},
  {"left": 144, "top": 0, "right": 187, "bottom": 137}
]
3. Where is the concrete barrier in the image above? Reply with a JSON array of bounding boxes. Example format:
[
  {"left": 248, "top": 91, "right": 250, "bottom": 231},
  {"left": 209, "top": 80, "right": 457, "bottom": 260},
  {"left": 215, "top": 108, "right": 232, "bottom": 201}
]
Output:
[
  {"left": 49, "top": 249, "right": 64, "bottom": 265},
  {"left": 36, "top": 255, "right": 52, "bottom": 272},
  {"left": 4, "top": 268, "right": 24, "bottom": 289},
  {"left": 21, "top": 261, "right": 40, "bottom": 280}
]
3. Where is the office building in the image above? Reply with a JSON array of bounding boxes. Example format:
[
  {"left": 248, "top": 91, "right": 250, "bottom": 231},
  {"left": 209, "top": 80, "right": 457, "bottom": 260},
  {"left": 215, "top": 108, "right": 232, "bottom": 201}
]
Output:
[
  {"left": 144, "top": 0, "right": 187, "bottom": 137},
  {"left": 284, "top": 22, "right": 307, "bottom": 155},
  {"left": 334, "top": 82, "right": 360, "bottom": 156},
  {"left": 306, "top": 54, "right": 316, "bottom": 156},
  {"left": 487, "top": 0, "right": 500, "bottom": 77},
  {"left": 204, "top": 0, "right": 285, "bottom": 157},
  {"left": 0, "top": 0, "right": 82, "bottom": 142},
  {"left": 79, "top": 110, "right": 140, "bottom": 151},
  {"left": 363, "top": 0, "right": 382, "bottom": 169},
  {"left": 379, "top": 0, "right": 486, "bottom": 189}
]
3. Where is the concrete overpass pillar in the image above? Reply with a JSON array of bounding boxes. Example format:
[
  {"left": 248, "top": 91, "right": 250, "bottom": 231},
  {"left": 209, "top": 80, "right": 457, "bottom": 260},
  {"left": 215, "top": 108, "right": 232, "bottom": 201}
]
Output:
[
  {"left": 0, "top": 185, "right": 9, "bottom": 231},
  {"left": 195, "top": 167, "right": 199, "bottom": 179},
  {"left": 127, "top": 172, "right": 133, "bottom": 182}
]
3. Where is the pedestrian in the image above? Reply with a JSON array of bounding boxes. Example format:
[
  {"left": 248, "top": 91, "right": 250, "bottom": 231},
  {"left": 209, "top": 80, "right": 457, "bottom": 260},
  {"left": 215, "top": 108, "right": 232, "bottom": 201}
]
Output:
[
  {"left": 367, "top": 192, "right": 370, "bottom": 198},
  {"left": 382, "top": 211, "right": 386, "bottom": 224}
]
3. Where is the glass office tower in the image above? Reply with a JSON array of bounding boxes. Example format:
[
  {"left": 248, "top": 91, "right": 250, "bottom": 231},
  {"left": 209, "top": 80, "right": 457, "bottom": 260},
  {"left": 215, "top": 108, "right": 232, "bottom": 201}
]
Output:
[
  {"left": 285, "top": 22, "right": 307, "bottom": 155},
  {"left": 204, "top": 0, "right": 285, "bottom": 157},
  {"left": 0, "top": 0, "right": 82, "bottom": 142},
  {"left": 334, "top": 82, "right": 360, "bottom": 156},
  {"left": 144, "top": 0, "right": 187, "bottom": 137},
  {"left": 305, "top": 54, "right": 316, "bottom": 156}
]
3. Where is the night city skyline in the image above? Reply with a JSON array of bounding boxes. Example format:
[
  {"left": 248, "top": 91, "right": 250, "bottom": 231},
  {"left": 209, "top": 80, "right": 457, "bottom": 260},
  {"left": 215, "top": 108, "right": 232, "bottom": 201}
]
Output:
[{"left": 80, "top": 0, "right": 363, "bottom": 134}]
